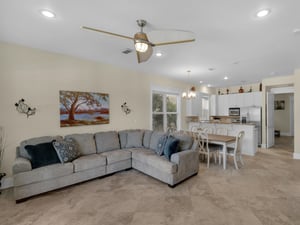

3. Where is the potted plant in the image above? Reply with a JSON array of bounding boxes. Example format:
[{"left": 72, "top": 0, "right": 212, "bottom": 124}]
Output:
[{"left": 0, "top": 126, "right": 6, "bottom": 190}]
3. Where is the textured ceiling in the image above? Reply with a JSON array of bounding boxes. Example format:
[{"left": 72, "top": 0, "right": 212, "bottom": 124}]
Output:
[{"left": 1, "top": 0, "right": 299, "bottom": 87}]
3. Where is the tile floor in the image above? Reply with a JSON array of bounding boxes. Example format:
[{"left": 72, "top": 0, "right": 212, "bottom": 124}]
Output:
[{"left": 0, "top": 140, "right": 299, "bottom": 225}]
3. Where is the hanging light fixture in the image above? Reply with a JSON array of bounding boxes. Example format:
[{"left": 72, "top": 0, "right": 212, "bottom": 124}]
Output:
[{"left": 182, "top": 70, "right": 196, "bottom": 99}]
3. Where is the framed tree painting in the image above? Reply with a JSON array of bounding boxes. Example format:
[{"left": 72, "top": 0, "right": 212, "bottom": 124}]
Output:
[{"left": 59, "top": 90, "right": 109, "bottom": 127}]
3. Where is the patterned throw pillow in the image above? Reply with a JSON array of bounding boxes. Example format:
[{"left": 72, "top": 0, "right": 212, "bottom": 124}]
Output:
[
  {"left": 155, "top": 135, "right": 168, "bottom": 156},
  {"left": 52, "top": 138, "right": 80, "bottom": 163}
]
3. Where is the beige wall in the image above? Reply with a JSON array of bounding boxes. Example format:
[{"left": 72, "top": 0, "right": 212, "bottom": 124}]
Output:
[
  {"left": 294, "top": 69, "right": 300, "bottom": 158},
  {"left": 0, "top": 42, "right": 203, "bottom": 176},
  {"left": 274, "top": 94, "right": 292, "bottom": 135}
]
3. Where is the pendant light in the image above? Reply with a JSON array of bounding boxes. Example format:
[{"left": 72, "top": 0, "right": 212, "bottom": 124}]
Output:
[{"left": 182, "top": 70, "right": 196, "bottom": 99}]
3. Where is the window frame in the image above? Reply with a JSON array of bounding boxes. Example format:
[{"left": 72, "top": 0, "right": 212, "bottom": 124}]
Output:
[{"left": 151, "top": 88, "right": 181, "bottom": 131}]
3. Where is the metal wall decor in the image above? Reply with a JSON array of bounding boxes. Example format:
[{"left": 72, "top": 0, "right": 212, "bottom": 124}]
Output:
[
  {"left": 121, "top": 102, "right": 131, "bottom": 115},
  {"left": 15, "top": 99, "right": 36, "bottom": 117}
]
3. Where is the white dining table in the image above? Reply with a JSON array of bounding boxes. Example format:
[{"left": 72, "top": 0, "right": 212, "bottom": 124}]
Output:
[{"left": 206, "top": 134, "right": 236, "bottom": 169}]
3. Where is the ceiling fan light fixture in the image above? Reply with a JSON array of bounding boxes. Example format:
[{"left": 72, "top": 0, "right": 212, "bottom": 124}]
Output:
[{"left": 135, "top": 41, "right": 148, "bottom": 52}]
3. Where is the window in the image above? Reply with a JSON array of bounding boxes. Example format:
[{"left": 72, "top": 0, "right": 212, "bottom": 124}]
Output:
[{"left": 152, "top": 92, "right": 179, "bottom": 131}]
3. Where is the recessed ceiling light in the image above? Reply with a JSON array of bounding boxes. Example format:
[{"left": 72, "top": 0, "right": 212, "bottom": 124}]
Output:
[
  {"left": 256, "top": 9, "right": 270, "bottom": 18},
  {"left": 199, "top": 81, "right": 203, "bottom": 84},
  {"left": 293, "top": 28, "right": 300, "bottom": 35},
  {"left": 40, "top": 10, "right": 56, "bottom": 18},
  {"left": 207, "top": 84, "right": 211, "bottom": 87},
  {"left": 156, "top": 52, "right": 162, "bottom": 57},
  {"left": 224, "top": 76, "right": 228, "bottom": 80}
]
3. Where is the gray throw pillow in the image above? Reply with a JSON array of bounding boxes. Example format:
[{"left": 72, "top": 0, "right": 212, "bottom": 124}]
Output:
[
  {"left": 52, "top": 138, "right": 81, "bottom": 163},
  {"left": 125, "top": 131, "right": 143, "bottom": 148}
]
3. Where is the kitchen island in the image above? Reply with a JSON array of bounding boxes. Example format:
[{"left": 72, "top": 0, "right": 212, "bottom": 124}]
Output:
[{"left": 189, "top": 121, "right": 258, "bottom": 156}]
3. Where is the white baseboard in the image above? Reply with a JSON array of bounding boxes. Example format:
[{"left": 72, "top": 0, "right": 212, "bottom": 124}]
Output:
[
  {"left": 0, "top": 176, "right": 14, "bottom": 190},
  {"left": 293, "top": 153, "right": 300, "bottom": 160}
]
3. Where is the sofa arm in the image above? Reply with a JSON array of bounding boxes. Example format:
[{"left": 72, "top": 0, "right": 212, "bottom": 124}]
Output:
[
  {"left": 170, "top": 149, "right": 199, "bottom": 177},
  {"left": 12, "top": 157, "right": 32, "bottom": 175}
]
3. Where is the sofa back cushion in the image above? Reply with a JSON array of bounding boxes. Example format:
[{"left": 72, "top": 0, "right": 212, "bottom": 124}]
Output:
[
  {"left": 65, "top": 133, "right": 96, "bottom": 155},
  {"left": 172, "top": 133, "right": 193, "bottom": 151},
  {"left": 125, "top": 130, "right": 144, "bottom": 148},
  {"left": 95, "top": 131, "right": 120, "bottom": 153},
  {"left": 149, "top": 131, "right": 166, "bottom": 152},
  {"left": 118, "top": 129, "right": 142, "bottom": 149},
  {"left": 19, "top": 136, "right": 63, "bottom": 160},
  {"left": 143, "top": 130, "right": 153, "bottom": 148}
]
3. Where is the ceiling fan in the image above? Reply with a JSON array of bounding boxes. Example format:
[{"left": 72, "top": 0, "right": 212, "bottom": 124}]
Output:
[{"left": 82, "top": 20, "right": 195, "bottom": 63}]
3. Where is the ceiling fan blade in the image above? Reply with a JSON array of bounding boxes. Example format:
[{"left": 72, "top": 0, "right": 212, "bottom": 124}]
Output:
[
  {"left": 153, "top": 39, "right": 195, "bottom": 46},
  {"left": 136, "top": 45, "right": 153, "bottom": 63},
  {"left": 81, "top": 26, "right": 134, "bottom": 40}
]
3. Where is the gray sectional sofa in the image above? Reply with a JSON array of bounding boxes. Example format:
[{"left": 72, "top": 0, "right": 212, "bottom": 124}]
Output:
[{"left": 12, "top": 129, "right": 199, "bottom": 202}]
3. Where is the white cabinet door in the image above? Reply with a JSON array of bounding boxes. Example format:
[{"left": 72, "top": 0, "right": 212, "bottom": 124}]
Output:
[
  {"left": 253, "top": 92, "right": 262, "bottom": 107},
  {"left": 210, "top": 95, "right": 217, "bottom": 116},
  {"left": 217, "top": 95, "right": 229, "bottom": 115}
]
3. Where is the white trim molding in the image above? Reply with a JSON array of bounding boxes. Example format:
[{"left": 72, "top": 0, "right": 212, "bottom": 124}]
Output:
[{"left": 293, "top": 152, "right": 300, "bottom": 160}]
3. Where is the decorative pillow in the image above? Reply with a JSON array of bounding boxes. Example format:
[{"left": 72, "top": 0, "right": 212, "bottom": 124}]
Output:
[
  {"left": 126, "top": 131, "right": 144, "bottom": 148},
  {"left": 172, "top": 133, "right": 193, "bottom": 151},
  {"left": 24, "top": 141, "right": 60, "bottom": 169},
  {"left": 163, "top": 136, "right": 180, "bottom": 160},
  {"left": 149, "top": 131, "right": 166, "bottom": 152},
  {"left": 155, "top": 135, "right": 168, "bottom": 156},
  {"left": 52, "top": 138, "right": 80, "bottom": 163}
]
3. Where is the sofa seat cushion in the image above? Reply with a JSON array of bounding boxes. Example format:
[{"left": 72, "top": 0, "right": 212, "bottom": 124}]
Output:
[
  {"left": 95, "top": 131, "right": 120, "bottom": 153},
  {"left": 65, "top": 133, "right": 96, "bottom": 155},
  {"left": 131, "top": 148, "right": 177, "bottom": 174},
  {"left": 100, "top": 149, "right": 131, "bottom": 165},
  {"left": 72, "top": 154, "right": 106, "bottom": 172},
  {"left": 14, "top": 162, "right": 73, "bottom": 187}
]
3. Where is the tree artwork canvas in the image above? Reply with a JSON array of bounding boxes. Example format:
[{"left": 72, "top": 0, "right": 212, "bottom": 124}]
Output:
[{"left": 59, "top": 90, "right": 109, "bottom": 127}]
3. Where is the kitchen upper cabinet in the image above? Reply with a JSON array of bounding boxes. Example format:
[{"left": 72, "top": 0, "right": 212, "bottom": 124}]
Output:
[
  {"left": 216, "top": 92, "right": 262, "bottom": 115},
  {"left": 216, "top": 95, "right": 229, "bottom": 115}
]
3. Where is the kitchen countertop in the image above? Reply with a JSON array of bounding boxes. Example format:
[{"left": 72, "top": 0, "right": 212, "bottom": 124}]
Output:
[{"left": 190, "top": 121, "right": 257, "bottom": 126}]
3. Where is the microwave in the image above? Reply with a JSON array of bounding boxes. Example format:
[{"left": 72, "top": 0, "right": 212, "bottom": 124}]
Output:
[{"left": 229, "top": 107, "right": 240, "bottom": 116}]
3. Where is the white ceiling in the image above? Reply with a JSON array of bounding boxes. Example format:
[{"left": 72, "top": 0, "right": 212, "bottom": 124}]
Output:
[{"left": 1, "top": 0, "right": 300, "bottom": 87}]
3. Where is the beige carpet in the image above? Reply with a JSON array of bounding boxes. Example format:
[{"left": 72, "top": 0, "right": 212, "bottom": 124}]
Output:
[{"left": 1, "top": 147, "right": 300, "bottom": 225}]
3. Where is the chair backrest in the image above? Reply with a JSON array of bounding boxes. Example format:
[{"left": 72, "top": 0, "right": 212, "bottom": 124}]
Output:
[
  {"left": 234, "top": 131, "right": 245, "bottom": 155},
  {"left": 198, "top": 131, "right": 209, "bottom": 153},
  {"left": 215, "top": 127, "right": 228, "bottom": 135},
  {"left": 202, "top": 127, "right": 214, "bottom": 134}
]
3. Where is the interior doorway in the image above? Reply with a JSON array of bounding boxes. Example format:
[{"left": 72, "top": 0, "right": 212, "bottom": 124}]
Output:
[{"left": 267, "top": 86, "right": 294, "bottom": 153}]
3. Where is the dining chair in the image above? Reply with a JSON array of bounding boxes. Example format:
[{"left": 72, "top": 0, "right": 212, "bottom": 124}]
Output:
[
  {"left": 219, "top": 131, "right": 245, "bottom": 169},
  {"left": 202, "top": 127, "right": 214, "bottom": 134},
  {"left": 198, "top": 131, "right": 219, "bottom": 168}
]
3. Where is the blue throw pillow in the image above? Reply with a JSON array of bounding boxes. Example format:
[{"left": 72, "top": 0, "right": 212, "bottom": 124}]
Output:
[
  {"left": 25, "top": 141, "right": 60, "bottom": 169},
  {"left": 163, "top": 136, "right": 180, "bottom": 160}
]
